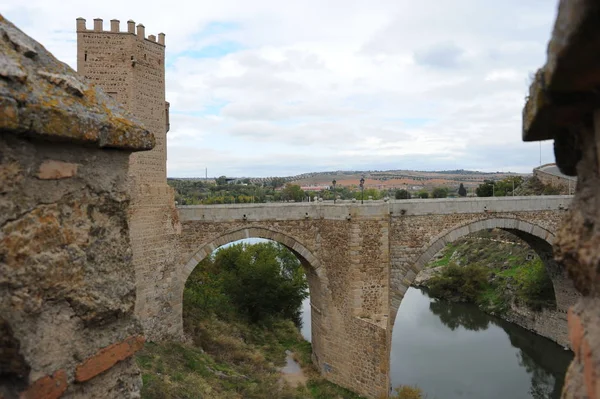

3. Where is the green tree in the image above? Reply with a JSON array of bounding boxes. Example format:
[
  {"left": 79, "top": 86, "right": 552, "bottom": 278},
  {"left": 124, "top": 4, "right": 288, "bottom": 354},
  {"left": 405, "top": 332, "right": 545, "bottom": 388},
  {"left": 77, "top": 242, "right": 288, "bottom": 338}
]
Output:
[
  {"left": 215, "top": 175, "right": 228, "bottom": 186},
  {"left": 395, "top": 189, "right": 411, "bottom": 200},
  {"left": 476, "top": 180, "right": 495, "bottom": 197},
  {"left": 416, "top": 190, "right": 429, "bottom": 199},
  {"left": 185, "top": 242, "right": 308, "bottom": 325},
  {"left": 281, "top": 184, "right": 305, "bottom": 202},
  {"left": 458, "top": 183, "right": 467, "bottom": 197},
  {"left": 270, "top": 177, "right": 286, "bottom": 189},
  {"left": 432, "top": 187, "right": 449, "bottom": 198},
  {"left": 495, "top": 176, "right": 524, "bottom": 196},
  {"left": 428, "top": 263, "right": 489, "bottom": 303},
  {"left": 354, "top": 188, "right": 382, "bottom": 200}
]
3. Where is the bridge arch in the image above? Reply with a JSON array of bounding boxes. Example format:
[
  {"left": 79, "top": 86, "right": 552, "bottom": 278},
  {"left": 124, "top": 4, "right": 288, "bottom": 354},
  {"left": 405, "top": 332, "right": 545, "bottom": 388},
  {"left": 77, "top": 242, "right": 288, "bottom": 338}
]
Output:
[
  {"left": 412, "top": 218, "right": 555, "bottom": 273},
  {"left": 179, "top": 226, "right": 323, "bottom": 285},
  {"left": 173, "top": 225, "right": 327, "bottom": 365},
  {"left": 390, "top": 217, "right": 579, "bottom": 346}
]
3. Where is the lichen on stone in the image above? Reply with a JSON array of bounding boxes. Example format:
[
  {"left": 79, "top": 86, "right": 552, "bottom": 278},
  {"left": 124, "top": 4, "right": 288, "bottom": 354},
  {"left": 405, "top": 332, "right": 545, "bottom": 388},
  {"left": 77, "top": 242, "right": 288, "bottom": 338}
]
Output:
[
  {"left": 37, "top": 70, "right": 86, "bottom": 97},
  {"left": 0, "top": 14, "right": 154, "bottom": 152}
]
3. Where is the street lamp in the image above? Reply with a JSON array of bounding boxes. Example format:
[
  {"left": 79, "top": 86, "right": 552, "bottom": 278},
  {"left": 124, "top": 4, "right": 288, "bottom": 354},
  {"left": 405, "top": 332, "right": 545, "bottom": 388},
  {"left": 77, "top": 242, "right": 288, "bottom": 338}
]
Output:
[
  {"left": 332, "top": 179, "right": 337, "bottom": 204},
  {"left": 360, "top": 177, "right": 365, "bottom": 204}
]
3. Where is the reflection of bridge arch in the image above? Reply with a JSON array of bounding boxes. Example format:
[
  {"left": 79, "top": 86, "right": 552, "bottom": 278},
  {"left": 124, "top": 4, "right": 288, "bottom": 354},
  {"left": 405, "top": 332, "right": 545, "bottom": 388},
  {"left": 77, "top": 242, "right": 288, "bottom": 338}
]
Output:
[{"left": 390, "top": 217, "right": 578, "bottom": 347}]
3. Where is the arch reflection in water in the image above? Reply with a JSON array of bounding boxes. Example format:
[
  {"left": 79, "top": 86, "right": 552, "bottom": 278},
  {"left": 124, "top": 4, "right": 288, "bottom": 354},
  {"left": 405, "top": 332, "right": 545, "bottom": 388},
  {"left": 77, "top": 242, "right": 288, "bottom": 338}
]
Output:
[{"left": 390, "top": 287, "right": 572, "bottom": 399}]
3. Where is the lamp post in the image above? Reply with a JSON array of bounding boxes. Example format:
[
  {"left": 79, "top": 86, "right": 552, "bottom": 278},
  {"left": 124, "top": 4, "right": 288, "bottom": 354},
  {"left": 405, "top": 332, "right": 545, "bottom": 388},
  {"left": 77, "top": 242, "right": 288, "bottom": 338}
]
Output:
[
  {"left": 360, "top": 177, "right": 365, "bottom": 204},
  {"left": 332, "top": 179, "right": 337, "bottom": 204}
]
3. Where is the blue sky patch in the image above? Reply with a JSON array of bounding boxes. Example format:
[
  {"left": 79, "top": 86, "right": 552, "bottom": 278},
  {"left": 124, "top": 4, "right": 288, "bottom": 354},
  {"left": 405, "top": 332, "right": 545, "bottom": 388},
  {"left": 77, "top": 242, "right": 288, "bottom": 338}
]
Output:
[{"left": 177, "top": 41, "right": 244, "bottom": 59}]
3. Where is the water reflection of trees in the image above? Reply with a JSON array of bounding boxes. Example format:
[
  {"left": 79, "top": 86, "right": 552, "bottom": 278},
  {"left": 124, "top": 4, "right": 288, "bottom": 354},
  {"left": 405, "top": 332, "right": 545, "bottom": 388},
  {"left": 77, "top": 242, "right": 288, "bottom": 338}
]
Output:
[
  {"left": 429, "top": 299, "right": 490, "bottom": 331},
  {"left": 498, "top": 316, "right": 572, "bottom": 399},
  {"left": 425, "top": 290, "right": 572, "bottom": 399}
]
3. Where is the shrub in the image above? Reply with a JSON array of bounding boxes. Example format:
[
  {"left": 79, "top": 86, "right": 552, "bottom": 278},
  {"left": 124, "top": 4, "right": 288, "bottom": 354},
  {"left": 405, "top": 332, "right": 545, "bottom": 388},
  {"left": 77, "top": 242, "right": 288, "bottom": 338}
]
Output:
[
  {"left": 184, "top": 242, "right": 308, "bottom": 325},
  {"left": 428, "top": 263, "right": 489, "bottom": 302},
  {"left": 391, "top": 385, "right": 424, "bottom": 399},
  {"left": 431, "top": 187, "right": 449, "bottom": 198},
  {"left": 395, "top": 189, "right": 411, "bottom": 199}
]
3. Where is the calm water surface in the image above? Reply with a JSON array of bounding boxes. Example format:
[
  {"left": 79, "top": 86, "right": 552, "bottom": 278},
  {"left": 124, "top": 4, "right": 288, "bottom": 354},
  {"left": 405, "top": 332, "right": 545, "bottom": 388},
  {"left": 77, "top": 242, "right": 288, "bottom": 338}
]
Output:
[{"left": 300, "top": 287, "right": 573, "bottom": 399}]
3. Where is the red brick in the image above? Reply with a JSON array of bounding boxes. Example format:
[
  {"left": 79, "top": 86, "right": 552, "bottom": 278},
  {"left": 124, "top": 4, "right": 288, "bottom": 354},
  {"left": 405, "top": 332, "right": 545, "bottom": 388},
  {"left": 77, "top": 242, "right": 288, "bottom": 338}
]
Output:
[
  {"left": 582, "top": 338, "right": 598, "bottom": 399},
  {"left": 19, "top": 369, "right": 67, "bottom": 399},
  {"left": 568, "top": 307, "right": 584, "bottom": 357},
  {"left": 37, "top": 160, "right": 78, "bottom": 180},
  {"left": 75, "top": 335, "right": 145, "bottom": 382}
]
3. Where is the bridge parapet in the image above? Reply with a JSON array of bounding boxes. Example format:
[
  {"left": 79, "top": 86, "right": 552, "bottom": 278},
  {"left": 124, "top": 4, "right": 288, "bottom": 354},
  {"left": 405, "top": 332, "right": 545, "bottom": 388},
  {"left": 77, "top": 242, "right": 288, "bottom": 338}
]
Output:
[{"left": 177, "top": 195, "right": 573, "bottom": 221}]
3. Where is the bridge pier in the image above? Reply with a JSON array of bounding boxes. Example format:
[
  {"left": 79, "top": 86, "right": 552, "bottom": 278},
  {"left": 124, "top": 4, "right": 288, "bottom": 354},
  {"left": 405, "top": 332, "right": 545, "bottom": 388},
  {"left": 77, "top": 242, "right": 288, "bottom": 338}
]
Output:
[{"left": 167, "top": 217, "right": 393, "bottom": 398}]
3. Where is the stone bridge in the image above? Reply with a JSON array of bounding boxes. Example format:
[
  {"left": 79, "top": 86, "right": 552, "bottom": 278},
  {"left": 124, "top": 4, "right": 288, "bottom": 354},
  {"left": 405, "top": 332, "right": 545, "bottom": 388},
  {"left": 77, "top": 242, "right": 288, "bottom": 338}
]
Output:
[{"left": 138, "top": 195, "right": 576, "bottom": 398}]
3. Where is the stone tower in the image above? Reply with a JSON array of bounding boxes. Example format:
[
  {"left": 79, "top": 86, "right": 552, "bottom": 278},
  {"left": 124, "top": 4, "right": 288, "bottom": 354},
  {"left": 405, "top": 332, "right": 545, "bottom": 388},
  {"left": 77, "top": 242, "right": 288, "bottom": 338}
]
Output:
[
  {"left": 76, "top": 17, "right": 168, "bottom": 182},
  {"left": 76, "top": 18, "right": 181, "bottom": 340}
]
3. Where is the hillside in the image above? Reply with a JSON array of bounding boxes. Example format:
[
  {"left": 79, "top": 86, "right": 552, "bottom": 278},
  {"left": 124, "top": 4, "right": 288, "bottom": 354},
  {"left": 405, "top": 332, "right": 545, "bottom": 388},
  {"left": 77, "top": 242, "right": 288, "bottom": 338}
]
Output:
[{"left": 171, "top": 168, "right": 530, "bottom": 192}]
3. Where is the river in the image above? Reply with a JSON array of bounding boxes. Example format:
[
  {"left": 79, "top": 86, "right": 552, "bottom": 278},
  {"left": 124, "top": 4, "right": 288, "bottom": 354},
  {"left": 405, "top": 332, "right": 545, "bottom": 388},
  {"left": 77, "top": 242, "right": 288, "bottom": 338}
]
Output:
[{"left": 299, "top": 287, "right": 573, "bottom": 399}]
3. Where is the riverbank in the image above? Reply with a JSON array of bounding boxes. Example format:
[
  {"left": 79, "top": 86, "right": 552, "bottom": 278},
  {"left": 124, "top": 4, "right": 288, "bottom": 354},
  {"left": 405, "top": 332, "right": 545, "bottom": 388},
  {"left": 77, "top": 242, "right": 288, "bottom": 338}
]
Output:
[
  {"left": 414, "top": 229, "right": 569, "bottom": 347},
  {"left": 135, "top": 316, "right": 364, "bottom": 398}
]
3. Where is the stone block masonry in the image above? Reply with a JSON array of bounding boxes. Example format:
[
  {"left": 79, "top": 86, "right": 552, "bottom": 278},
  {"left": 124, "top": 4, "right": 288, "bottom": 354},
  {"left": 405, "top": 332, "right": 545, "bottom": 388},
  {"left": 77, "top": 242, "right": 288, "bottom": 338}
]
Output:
[
  {"left": 0, "top": 15, "right": 153, "bottom": 398},
  {"left": 169, "top": 197, "right": 576, "bottom": 398},
  {"left": 76, "top": 17, "right": 182, "bottom": 341}
]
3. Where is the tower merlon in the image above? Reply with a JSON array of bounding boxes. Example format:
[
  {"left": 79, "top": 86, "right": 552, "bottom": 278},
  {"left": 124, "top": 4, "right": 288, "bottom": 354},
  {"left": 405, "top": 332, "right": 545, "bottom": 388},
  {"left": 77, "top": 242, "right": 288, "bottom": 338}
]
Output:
[
  {"left": 137, "top": 24, "right": 145, "bottom": 39},
  {"left": 110, "top": 19, "right": 120, "bottom": 32},
  {"left": 76, "top": 17, "right": 86, "bottom": 31},
  {"left": 77, "top": 17, "right": 165, "bottom": 47},
  {"left": 93, "top": 18, "right": 103, "bottom": 31}
]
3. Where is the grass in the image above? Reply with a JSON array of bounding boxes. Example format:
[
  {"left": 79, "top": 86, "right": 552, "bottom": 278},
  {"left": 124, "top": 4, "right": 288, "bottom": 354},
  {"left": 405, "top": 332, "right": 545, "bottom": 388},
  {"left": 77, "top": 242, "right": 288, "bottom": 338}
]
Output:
[
  {"left": 137, "top": 315, "right": 365, "bottom": 399},
  {"left": 427, "top": 243, "right": 457, "bottom": 268}
]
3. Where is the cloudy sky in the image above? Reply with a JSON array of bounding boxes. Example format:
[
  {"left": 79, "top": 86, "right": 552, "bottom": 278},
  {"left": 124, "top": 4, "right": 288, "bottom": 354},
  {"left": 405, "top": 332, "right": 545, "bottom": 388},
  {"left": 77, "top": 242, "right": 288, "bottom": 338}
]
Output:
[{"left": 3, "top": 1, "right": 559, "bottom": 177}]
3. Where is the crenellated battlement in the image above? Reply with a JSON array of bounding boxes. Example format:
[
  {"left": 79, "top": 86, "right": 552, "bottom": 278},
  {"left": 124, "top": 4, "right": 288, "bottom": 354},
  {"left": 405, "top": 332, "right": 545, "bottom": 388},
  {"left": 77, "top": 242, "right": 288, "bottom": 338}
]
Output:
[{"left": 76, "top": 17, "right": 165, "bottom": 46}]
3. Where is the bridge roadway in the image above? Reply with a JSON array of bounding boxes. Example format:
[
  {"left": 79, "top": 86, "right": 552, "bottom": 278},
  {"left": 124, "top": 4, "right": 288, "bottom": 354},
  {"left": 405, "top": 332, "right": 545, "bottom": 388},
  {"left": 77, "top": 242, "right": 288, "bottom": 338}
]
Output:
[
  {"left": 538, "top": 164, "right": 577, "bottom": 181},
  {"left": 178, "top": 195, "right": 573, "bottom": 221}
]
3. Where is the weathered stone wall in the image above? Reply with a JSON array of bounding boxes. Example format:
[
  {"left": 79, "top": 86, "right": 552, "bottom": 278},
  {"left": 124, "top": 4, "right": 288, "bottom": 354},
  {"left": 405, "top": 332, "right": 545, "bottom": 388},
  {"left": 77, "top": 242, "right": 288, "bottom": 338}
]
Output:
[
  {"left": 555, "top": 114, "right": 600, "bottom": 398},
  {"left": 534, "top": 164, "right": 576, "bottom": 194},
  {"left": 76, "top": 18, "right": 181, "bottom": 341},
  {"left": 1, "top": 15, "right": 153, "bottom": 398},
  {"left": 522, "top": 1, "right": 600, "bottom": 397}
]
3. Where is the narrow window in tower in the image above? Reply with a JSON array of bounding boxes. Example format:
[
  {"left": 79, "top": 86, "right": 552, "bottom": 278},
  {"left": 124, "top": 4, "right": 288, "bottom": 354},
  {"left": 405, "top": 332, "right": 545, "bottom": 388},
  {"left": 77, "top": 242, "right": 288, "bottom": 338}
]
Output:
[
  {"left": 84, "top": 51, "right": 87, "bottom": 61},
  {"left": 144, "top": 54, "right": 147, "bottom": 60}
]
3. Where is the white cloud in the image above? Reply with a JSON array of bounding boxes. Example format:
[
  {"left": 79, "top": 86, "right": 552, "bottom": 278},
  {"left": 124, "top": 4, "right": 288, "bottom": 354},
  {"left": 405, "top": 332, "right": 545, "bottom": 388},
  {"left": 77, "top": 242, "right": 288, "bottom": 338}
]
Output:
[{"left": 2, "top": 0, "right": 560, "bottom": 177}]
